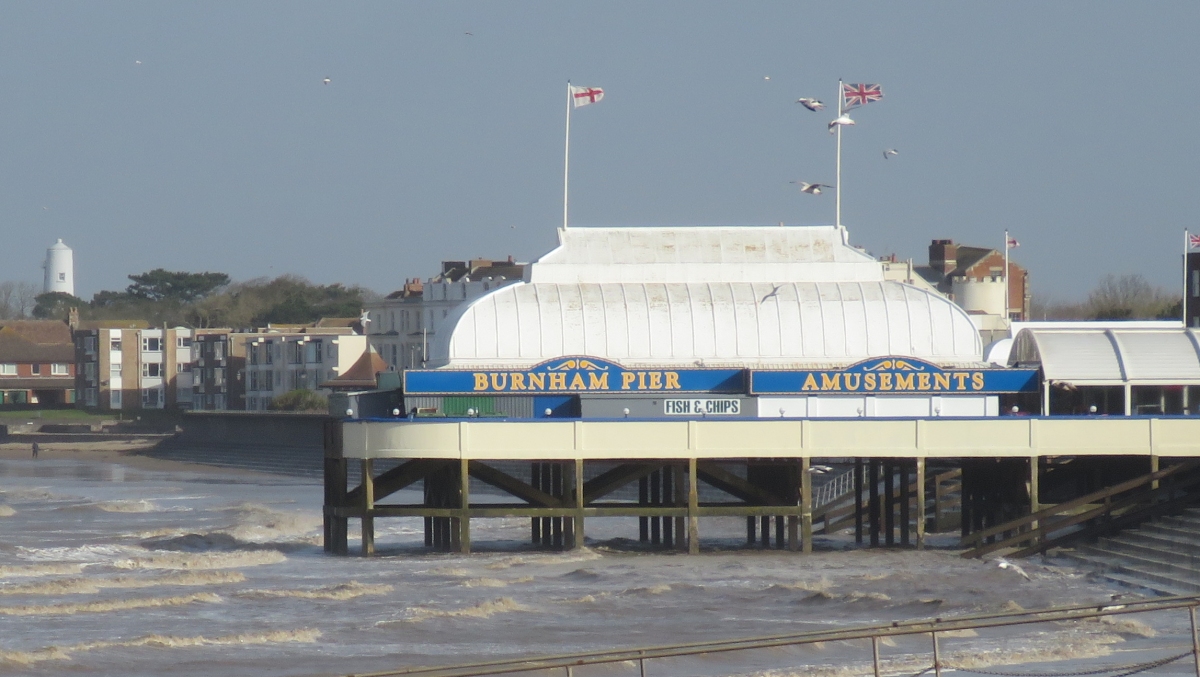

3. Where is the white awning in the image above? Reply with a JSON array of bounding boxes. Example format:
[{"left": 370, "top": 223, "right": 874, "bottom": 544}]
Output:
[{"left": 1009, "top": 328, "right": 1200, "bottom": 385}]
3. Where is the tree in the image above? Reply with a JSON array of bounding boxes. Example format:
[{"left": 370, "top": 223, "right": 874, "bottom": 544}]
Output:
[
  {"left": 32, "top": 292, "right": 85, "bottom": 319},
  {"left": 267, "top": 389, "right": 329, "bottom": 412},
  {"left": 125, "top": 269, "right": 230, "bottom": 303},
  {"left": 1084, "top": 274, "right": 1177, "bottom": 321}
]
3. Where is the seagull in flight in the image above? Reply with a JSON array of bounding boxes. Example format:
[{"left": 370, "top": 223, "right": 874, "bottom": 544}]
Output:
[
  {"left": 796, "top": 98, "right": 825, "bottom": 111},
  {"left": 995, "top": 557, "right": 1031, "bottom": 581},
  {"left": 790, "top": 181, "right": 831, "bottom": 195},
  {"left": 760, "top": 285, "right": 783, "bottom": 303},
  {"left": 359, "top": 310, "right": 372, "bottom": 327},
  {"left": 828, "top": 114, "right": 855, "bottom": 134},
  {"left": 883, "top": 149, "right": 899, "bottom": 159},
  {"left": 808, "top": 465, "right": 834, "bottom": 474},
  {"left": 323, "top": 77, "right": 331, "bottom": 85}
]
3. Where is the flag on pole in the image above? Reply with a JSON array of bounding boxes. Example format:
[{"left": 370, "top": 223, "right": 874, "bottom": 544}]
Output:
[
  {"left": 1189, "top": 232, "right": 1200, "bottom": 250},
  {"left": 841, "top": 83, "right": 883, "bottom": 111},
  {"left": 570, "top": 85, "right": 604, "bottom": 108},
  {"left": 1007, "top": 236, "right": 1020, "bottom": 249}
]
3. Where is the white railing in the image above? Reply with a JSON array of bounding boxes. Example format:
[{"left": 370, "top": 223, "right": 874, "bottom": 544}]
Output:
[{"left": 813, "top": 470, "right": 856, "bottom": 507}]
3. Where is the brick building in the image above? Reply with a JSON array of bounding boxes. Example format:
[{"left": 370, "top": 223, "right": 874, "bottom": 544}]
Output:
[
  {"left": 74, "top": 324, "right": 193, "bottom": 410},
  {"left": 0, "top": 320, "right": 75, "bottom": 405}
]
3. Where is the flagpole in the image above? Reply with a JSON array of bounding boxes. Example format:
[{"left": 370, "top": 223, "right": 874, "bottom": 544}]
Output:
[
  {"left": 563, "top": 82, "right": 572, "bottom": 231},
  {"left": 1004, "top": 230, "right": 1010, "bottom": 322},
  {"left": 835, "top": 79, "right": 843, "bottom": 230},
  {"left": 1184, "top": 228, "right": 1190, "bottom": 326}
]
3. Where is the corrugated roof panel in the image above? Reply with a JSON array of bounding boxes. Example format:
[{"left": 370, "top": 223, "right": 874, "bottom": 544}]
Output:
[
  {"left": 433, "top": 281, "right": 982, "bottom": 368},
  {"left": 1112, "top": 331, "right": 1200, "bottom": 381},
  {"left": 1030, "top": 332, "right": 1124, "bottom": 381}
]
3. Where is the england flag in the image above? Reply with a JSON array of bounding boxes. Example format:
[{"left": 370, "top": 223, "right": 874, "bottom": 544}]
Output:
[{"left": 570, "top": 86, "right": 604, "bottom": 108}]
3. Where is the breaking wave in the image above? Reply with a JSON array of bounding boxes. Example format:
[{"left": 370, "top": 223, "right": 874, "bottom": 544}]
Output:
[
  {"left": 0, "top": 571, "right": 245, "bottom": 596},
  {"left": 114, "top": 549, "right": 286, "bottom": 570},
  {"left": 0, "top": 505, "right": 14, "bottom": 517},
  {"left": 237, "top": 581, "right": 392, "bottom": 600},
  {"left": 0, "top": 563, "right": 83, "bottom": 579},
  {"left": 96, "top": 500, "right": 158, "bottom": 513},
  {"left": 462, "top": 576, "right": 533, "bottom": 588},
  {"left": 0, "top": 628, "right": 321, "bottom": 666},
  {"left": 220, "top": 503, "right": 321, "bottom": 543},
  {"left": 400, "top": 597, "right": 530, "bottom": 622},
  {"left": 484, "top": 549, "right": 602, "bottom": 570},
  {"left": 0, "top": 592, "right": 221, "bottom": 616}
]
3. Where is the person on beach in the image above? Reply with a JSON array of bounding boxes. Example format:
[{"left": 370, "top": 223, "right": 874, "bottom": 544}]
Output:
[{"left": 31, "top": 442, "right": 39, "bottom": 458}]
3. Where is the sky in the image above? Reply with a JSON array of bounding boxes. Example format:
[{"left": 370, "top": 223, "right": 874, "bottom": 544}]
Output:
[{"left": 2, "top": 2, "right": 1198, "bottom": 302}]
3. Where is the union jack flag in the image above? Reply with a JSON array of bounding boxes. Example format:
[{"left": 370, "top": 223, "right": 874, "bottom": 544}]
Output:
[
  {"left": 1190, "top": 232, "right": 1200, "bottom": 250},
  {"left": 842, "top": 83, "right": 883, "bottom": 111}
]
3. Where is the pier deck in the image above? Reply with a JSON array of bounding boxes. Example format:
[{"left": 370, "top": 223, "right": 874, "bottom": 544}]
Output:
[{"left": 323, "top": 416, "right": 1200, "bottom": 556}]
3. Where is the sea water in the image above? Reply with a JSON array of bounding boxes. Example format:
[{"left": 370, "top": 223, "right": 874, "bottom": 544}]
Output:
[{"left": 0, "top": 457, "right": 1194, "bottom": 677}]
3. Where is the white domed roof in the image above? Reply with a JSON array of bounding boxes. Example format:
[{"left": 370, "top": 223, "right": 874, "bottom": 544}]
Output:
[{"left": 429, "top": 280, "right": 983, "bottom": 368}]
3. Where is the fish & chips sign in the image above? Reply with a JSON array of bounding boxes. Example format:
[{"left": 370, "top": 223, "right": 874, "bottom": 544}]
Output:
[
  {"left": 750, "top": 357, "right": 1038, "bottom": 395},
  {"left": 404, "top": 356, "right": 745, "bottom": 395}
]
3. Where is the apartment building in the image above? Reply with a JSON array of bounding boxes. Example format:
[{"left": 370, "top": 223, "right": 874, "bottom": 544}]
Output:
[
  {"left": 365, "top": 258, "right": 525, "bottom": 371},
  {"left": 74, "top": 325, "right": 193, "bottom": 410},
  {"left": 242, "top": 329, "right": 368, "bottom": 410},
  {"left": 190, "top": 330, "right": 247, "bottom": 411}
]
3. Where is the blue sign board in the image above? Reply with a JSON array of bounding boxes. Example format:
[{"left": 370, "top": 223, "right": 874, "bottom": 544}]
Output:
[
  {"left": 750, "top": 357, "right": 1039, "bottom": 395},
  {"left": 404, "top": 356, "right": 745, "bottom": 395}
]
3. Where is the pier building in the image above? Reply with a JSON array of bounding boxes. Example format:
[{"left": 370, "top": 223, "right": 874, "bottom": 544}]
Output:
[{"left": 324, "top": 226, "right": 1200, "bottom": 558}]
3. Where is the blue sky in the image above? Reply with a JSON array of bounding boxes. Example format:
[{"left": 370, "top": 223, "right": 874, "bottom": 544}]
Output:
[{"left": 2, "top": 2, "right": 1197, "bottom": 301}]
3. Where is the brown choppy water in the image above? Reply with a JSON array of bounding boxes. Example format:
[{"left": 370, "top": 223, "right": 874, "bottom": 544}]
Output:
[{"left": 0, "top": 458, "right": 1188, "bottom": 677}]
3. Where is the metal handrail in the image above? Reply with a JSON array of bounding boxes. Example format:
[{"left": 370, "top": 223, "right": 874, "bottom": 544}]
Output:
[{"left": 330, "top": 596, "right": 1200, "bottom": 677}]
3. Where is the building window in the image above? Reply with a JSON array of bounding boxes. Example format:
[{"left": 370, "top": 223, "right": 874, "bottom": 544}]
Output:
[
  {"left": 249, "top": 346, "right": 259, "bottom": 365},
  {"left": 110, "top": 390, "right": 122, "bottom": 409},
  {"left": 142, "top": 388, "right": 160, "bottom": 407},
  {"left": 51, "top": 363, "right": 68, "bottom": 375},
  {"left": 263, "top": 371, "right": 273, "bottom": 390},
  {"left": 31, "top": 364, "right": 40, "bottom": 375},
  {"left": 265, "top": 341, "right": 274, "bottom": 365},
  {"left": 85, "top": 388, "right": 97, "bottom": 406},
  {"left": 110, "top": 339, "right": 121, "bottom": 351},
  {"left": 0, "top": 364, "right": 15, "bottom": 376},
  {"left": 111, "top": 363, "right": 122, "bottom": 374},
  {"left": 176, "top": 336, "right": 192, "bottom": 348},
  {"left": 248, "top": 371, "right": 258, "bottom": 391},
  {"left": 142, "top": 337, "right": 161, "bottom": 352},
  {"left": 84, "top": 363, "right": 96, "bottom": 381},
  {"left": 213, "top": 370, "right": 225, "bottom": 386},
  {"left": 213, "top": 341, "right": 226, "bottom": 360},
  {"left": 291, "top": 342, "right": 304, "bottom": 365},
  {"left": 142, "top": 363, "right": 162, "bottom": 378},
  {"left": 213, "top": 394, "right": 225, "bottom": 410},
  {"left": 248, "top": 396, "right": 258, "bottom": 410},
  {"left": 84, "top": 336, "right": 97, "bottom": 353}
]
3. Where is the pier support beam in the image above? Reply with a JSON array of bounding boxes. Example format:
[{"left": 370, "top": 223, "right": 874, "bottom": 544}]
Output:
[
  {"left": 458, "top": 458, "right": 471, "bottom": 554},
  {"left": 573, "top": 459, "right": 585, "bottom": 549},
  {"left": 916, "top": 458, "right": 926, "bottom": 550},
  {"left": 687, "top": 457, "right": 699, "bottom": 554},
  {"left": 361, "top": 459, "right": 375, "bottom": 557},
  {"left": 800, "top": 457, "right": 812, "bottom": 553},
  {"left": 323, "top": 420, "right": 349, "bottom": 556}
]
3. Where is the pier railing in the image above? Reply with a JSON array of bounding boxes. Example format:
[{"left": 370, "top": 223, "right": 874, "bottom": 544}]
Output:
[
  {"left": 330, "top": 596, "right": 1200, "bottom": 677},
  {"left": 961, "top": 459, "right": 1200, "bottom": 559}
]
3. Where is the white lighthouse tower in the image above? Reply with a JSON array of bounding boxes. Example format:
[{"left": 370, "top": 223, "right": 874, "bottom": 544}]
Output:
[{"left": 43, "top": 239, "right": 74, "bottom": 296}]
